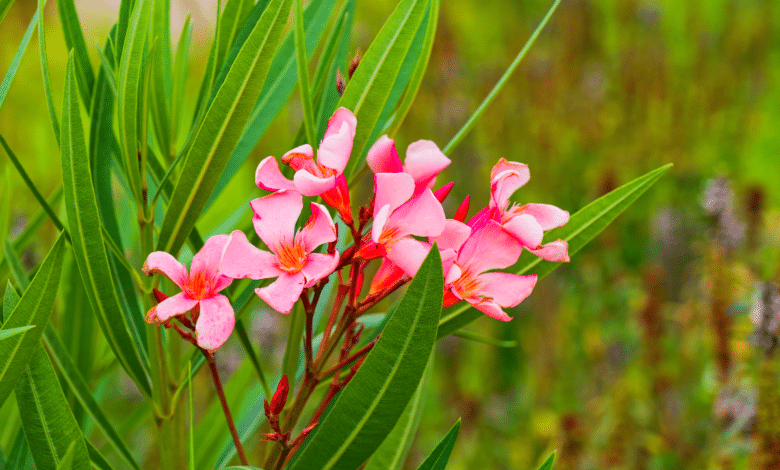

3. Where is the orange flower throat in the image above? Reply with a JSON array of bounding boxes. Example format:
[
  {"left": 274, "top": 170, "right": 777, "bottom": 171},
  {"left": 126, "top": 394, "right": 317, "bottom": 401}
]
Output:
[{"left": 277, "top": 241, "right": 308, "bottom": 274}]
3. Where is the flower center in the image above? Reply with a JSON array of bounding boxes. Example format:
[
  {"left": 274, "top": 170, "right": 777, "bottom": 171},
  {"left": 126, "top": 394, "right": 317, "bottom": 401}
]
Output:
[
  {"left": 277, "top": 241, "right": 308, "bottom": 274},
  {"left": 378, "top": 225, "right": 402, "bottom": 250},
  {"left": 452, "top": 269, "right": 482, "bottom": 300},
  {"left": 184, "top": 270, "right": 216, "bottom": 300}
]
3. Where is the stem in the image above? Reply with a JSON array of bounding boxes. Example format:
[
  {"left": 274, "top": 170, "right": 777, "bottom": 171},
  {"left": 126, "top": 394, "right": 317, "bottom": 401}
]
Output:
[
  {"left": 319, "top": 339, "right": 376, "bottom": 380},
  {"left": 205, "top": 352, "right": 249, "bottom": 466}
]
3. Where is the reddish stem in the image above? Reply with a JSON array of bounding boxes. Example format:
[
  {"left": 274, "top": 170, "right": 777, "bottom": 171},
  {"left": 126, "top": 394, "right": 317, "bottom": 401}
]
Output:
[{"left": 205, "top": 352, "right": 249, "bottom": 466}]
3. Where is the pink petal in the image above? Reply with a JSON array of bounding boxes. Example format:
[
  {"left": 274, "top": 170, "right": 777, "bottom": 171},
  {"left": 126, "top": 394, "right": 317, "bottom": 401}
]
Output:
[
  {"left": 366, "top": 135, "right": 402, "bottom": 174},
  {"left": 432, "top": 220, "right": 471, "bottom": 252},
  {"left": 143, "top": 252, "right": 189, "bottom": 289},
  {"left": 214, "top": 275, "right": 233, "bottom": 293},
  {"left": 256, "top": 273, "right": 306, "bottom": 314},
  {"left": 476, "top": 272, "right": 537, "bottom": 307},
  {"left": 195, "top": 294, "right": 235, "bottom": 352},
  {"left": 372, "top": 204, "right": 392, "bottom": 244},
  {"left": 301, "top": 203, "right": 338, "bottom": 252},
  {"left": 457, "top": 221, "right": 522, "bottom": 273},
  {"left": 250, "top": 190, "right": 303, "bottom": 253},
  {"left": 502, "top": 213, "right": 544, "bottom": 249},
  {"left": 293, "top": 170, "right": 337, "bottom": 196},
  {"left": 322, "top": 107, "right": 357, "bottom": 141},
  {"left": 470, "top": 299, "right": 514, "bottom": 321},
  {"left": 489, "top": 159, "right": 530, "bottom": 211},
  {"left": 282, "top": 145, "right": 316, "bottom": 173},
  {"left": 516, "top": 203, "right": 569, "bottom": 230},
  {"left": 403, "top": 140, "right": 451, "bottom": 190},
  {"left": 318, "top": 121, "right": 354, "bottom": 174},
  {"left": 373, "top": 172, "right": 415, "bottom": 218},
  {"left": 529, "top": 239, "right": 570, "bottom": 262},
  {"left": 190, "top": 234, "right": 231, "bottom": 281},
  {"left": 221, "top": 230, "right": 283, "bottom": 280},
  {"left": 466, "top": 205, "right": 498, "bottom": 231},
  {"left": 255, "top": 156, "right": 297, "bottom": 192},
  {"left": 154, "top": 292, "right": 198, "bottom": 322},
  {"left": 301, "top": 252, "right": 339, "bottom": 287},
  {"left": 386, "top": 238, "right": 431, "bottom": 278},
  {"left": 443, "top": 261, "right": 462, "bottom": 285},
  {"left": 385, "top": 189, "right": 446, "bottom": 239}
]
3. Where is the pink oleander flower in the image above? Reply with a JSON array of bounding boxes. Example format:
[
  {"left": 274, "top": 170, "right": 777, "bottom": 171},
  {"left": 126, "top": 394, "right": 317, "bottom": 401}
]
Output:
[
  {"left": 358, "top": 170, "right": 445, "bottom": 259},
  {"left": 143, "top": 235, "right": 236, "bottom": 352},
  {"left": 366, "top": 135, "right": 451, "bottom": 195},
  {"left": 255, "top": 107, "right": 356, "bottom": 223},
  {"left": 220, "top": 190, "right": 339, "bottom": 314},
  {"left": 469, "top": 158, "right": 570, "bottom": 262},
  {"left": 391, "top": 219, "right": 537, "bottom": 321}
]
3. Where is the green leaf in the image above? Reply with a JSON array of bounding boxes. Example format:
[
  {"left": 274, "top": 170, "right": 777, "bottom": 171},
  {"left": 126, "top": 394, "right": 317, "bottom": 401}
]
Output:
[
  {"left": 0, "top": 233, "right": 66, "bottom": 409},
  {"left": 414, "top": 420, "right": 460, "bottom": 470},
  {"left": 437, "top": 164, "right": 672, "bottom": 339},
  {"left": 441, "top": 0, "right": 561, "bottom": 155},
  {"left": 86, "top": 440, "right": 117, "bottom": 470},
  {"left": 4, "top": 240, "right": 28, "bottom": 290},
  {"left": 536, "top": 452, "right": 555, "bottom": 470},
  {"left": 6, "top": 426, "right": 32, "bottom": 469},
  {"left": 156, "top": 0, "right": 292, "bottom": 255},
  {"left": 290, "top": 247, "right": 443, "bottom": 470},
  {"left": 61, "top": 53, "right": 152, "bottom": 397},
  {"left": 37, "top": 0, "right": 60, "bottom": 144},
  {"left": 0, "top": 8, "right": 37, "bottom": 113},
  {"left": 54, "top": 441, "right": 78, "bottom": 470},
  {"left": 170, "top": 14, "right": 193, "bottom": 151},
  {"left": 116, "top": 0, "right": 152, "bottom": 203},
  {"left": 339, "top": 0, "right": 429, "bottom": 177},
  {"left": 451, "top": 330, "right": 517, "bottom": 348},
  {"left": 56, "top": 0, "right": 95, "bottom": 106},
  {"left": 293, "top": 0, "right": 317, "bottom": 150},
  {"left": 148, "top": 0, "right": 173, "bottom": 159},
  {"left": 42, "top": 327, "right": 142, "bottom": 470},
  {"left": 0, "top": 0, "right": 15, "bottom": 25},
  {"left": 224, "top": 467, "right": 265, "bottom": 469},
  {"left": 188, "top": 361, "right": 195, "bottom": 470},
  {"left": 115, "top": 0, "right": 137, "bottom": 62},
  {"left": 0, "top": 326, "right": 35, "bottom": 342},
  {"left": 215, "top": 0, "right": 254, "bottom": 71},
  {"left": 384, "top": 0, "right": 439, "bottom": 137},
  {"left": 363, "top": 354, "right": 433, "bottom": 470},
  {"left": 15, "top": 347, "right": 90, "bottom": 470},
  {"left": 207, "top": 0, "right": 336, "bottom": 208}
]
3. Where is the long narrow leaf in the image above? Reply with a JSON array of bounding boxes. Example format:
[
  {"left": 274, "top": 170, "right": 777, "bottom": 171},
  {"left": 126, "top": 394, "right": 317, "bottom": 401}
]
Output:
[
  {"left": 536, "top": 452, "right": 556, "bottom": 470},
  {"left": 0, "top": 0, "right": 15, "bottom": 24},
  {"left": 37, "top": 0, "right": 59, "bottom": 144},
  {"left": 339, "top": 0, "right": 429, "bottom": 176},
  {"left": 207, "top": 0, "right": 336, "bottom": 208},
  {"left": 414, "top": 420, "right": 460, "bottom": 470},
  {"left": 15, "top": 346, "right": 90, "bottom": 470},
  {"left": 0, "top": 233, "right": 66, "bottom": 409},
  {"left": 56, "top": 0, "right": 95, "bottom": 105},
  {"left": 156, "top": 0, "right": 292, "bottom": 255},
  {"left": 43, "top": 327, "right": 142, "bottom": 470},
  {"left": 290, "top": 247, "right": 443, "bottom": 470},
  {"left": 293, "top": 0, "right": 317, "bottom": 149},
  {"left": 0, "top": 8, "right": 37, "bottom": 113},
  {"left": 437, "top": 164, "right": 672, "bottom": 338},
  {"left": 61, "top": 53, "right": 152, "bottom": 396},
  {"left": 0, "top": 326, "right": 34, "bottom": 342},
  {"left": 86, "top": 440, "right": 117, "bottom": 470}
]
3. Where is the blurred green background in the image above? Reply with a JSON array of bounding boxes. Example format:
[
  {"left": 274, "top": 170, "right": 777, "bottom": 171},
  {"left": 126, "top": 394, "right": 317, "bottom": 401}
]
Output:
[{"left": 3, "top": 0, "right": 780, "bottom": 468}]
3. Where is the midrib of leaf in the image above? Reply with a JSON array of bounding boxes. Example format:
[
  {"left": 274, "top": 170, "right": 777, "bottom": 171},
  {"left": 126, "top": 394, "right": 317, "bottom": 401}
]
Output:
[
  {"left": 349, "top": 0, "right": 419, "bottom": 113},
  {"left": 0, "top": 266, "right": 52, "bottom": 381},
  {"left": 162, "top": 5, "right": 281, "bottom": 253},
  {"left": 386, "top": 381, "right": 425, "bottom": 468},
  {"left": 25, "top": 366, "right": 59, "bottom": 464},
  {"left": 321, "top": 269, "right": 433, "bottom": 468}
]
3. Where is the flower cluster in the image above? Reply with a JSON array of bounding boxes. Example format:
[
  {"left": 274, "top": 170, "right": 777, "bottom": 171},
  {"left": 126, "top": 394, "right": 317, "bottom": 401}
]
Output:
[{"left": 143, "top": 107, "right": 569, "bottom": 351}]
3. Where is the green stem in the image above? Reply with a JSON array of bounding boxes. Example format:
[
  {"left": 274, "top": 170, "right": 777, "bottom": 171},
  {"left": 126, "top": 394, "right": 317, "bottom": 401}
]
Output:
[
  {"left": 293, "top": 0, "right": 318, "bottom": 151},
  {"left": 441, "top": 0, "right": 562, "bottom": 155}
]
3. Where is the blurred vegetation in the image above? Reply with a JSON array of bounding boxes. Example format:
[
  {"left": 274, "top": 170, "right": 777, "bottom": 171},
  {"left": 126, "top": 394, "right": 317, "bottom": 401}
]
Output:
[{"left": 2, "top": 0, "right": 780, "bottom": 468}]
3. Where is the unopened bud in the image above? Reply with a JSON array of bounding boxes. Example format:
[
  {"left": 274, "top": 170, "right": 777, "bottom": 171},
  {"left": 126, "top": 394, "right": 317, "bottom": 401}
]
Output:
[
  {"left": 152, "top": 289, "right": 169, "bottom": 304},
  {"left": 749, "top": 282, "right": 780, "bottom": 355},
  {"left": 349, "top": 49, "right": 362, "bottom": 78},
  {"left": 270, "top": 375, "right": 289, "bottom": 415},
  {"left": 454, "top": 196, "right": 470, "bottom": 222},
  {"left": 433, "top": 182, "right": 454, "bottom": 203},
  {"left": 336, "top": 69, "right": 345, "bottom": 96}
]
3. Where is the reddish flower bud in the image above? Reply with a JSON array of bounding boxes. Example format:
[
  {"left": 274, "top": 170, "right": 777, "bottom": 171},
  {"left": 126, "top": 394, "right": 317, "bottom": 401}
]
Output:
[
  {"left": 454, "top": 195, "right": 470, "bottom": 222},
  {"left": 336, "top": 68, "right": 345, "bottom": 96},
  {"left": 152, "top": 288, "right": 169, "bottom": 303},
  {"left": 270, "top": 375, "right": 289, "bottom": 415},
  {"left": 349, "top": 48, "right": 362, "bottom": 78},
  {"left": 433, "top": 182, "right": 455, "bottom": 203}
]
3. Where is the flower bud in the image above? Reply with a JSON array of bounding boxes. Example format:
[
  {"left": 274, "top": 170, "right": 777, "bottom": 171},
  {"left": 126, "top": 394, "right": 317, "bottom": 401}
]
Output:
[
  {"left": 152, "top": 288, "right": 169, "bottom": 304},
  {"left": 433, "top": 182, "right": 454, "bottom": 203},
  {"left": 270, "top": 375, "right": 289, "bottom": 415},
  {"left": 454, "top": 196, "right": 470, "bottom": 222},
  {"left": 336, "top": 69, "right": 345, "bottom": 96},
  {"left": 349, "top": 49, "right": 362, "bottom": 78}
]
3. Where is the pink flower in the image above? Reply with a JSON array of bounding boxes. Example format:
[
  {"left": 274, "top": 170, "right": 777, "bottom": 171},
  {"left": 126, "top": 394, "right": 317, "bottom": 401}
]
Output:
[
  {"left": 143, "top": 235, "right": 236, "bottom": 352},
  {"left": 366, "top": 136, "right": 451, "bottom": 195},
  {"left": 255, "top": 108, "right": 356, "bottom": 223},
  {"left": 220, "top": 190, "right": 339, "bottom": 314},
  {"left": 470, "top": 158, "right": 570, "bottom": 262}
]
